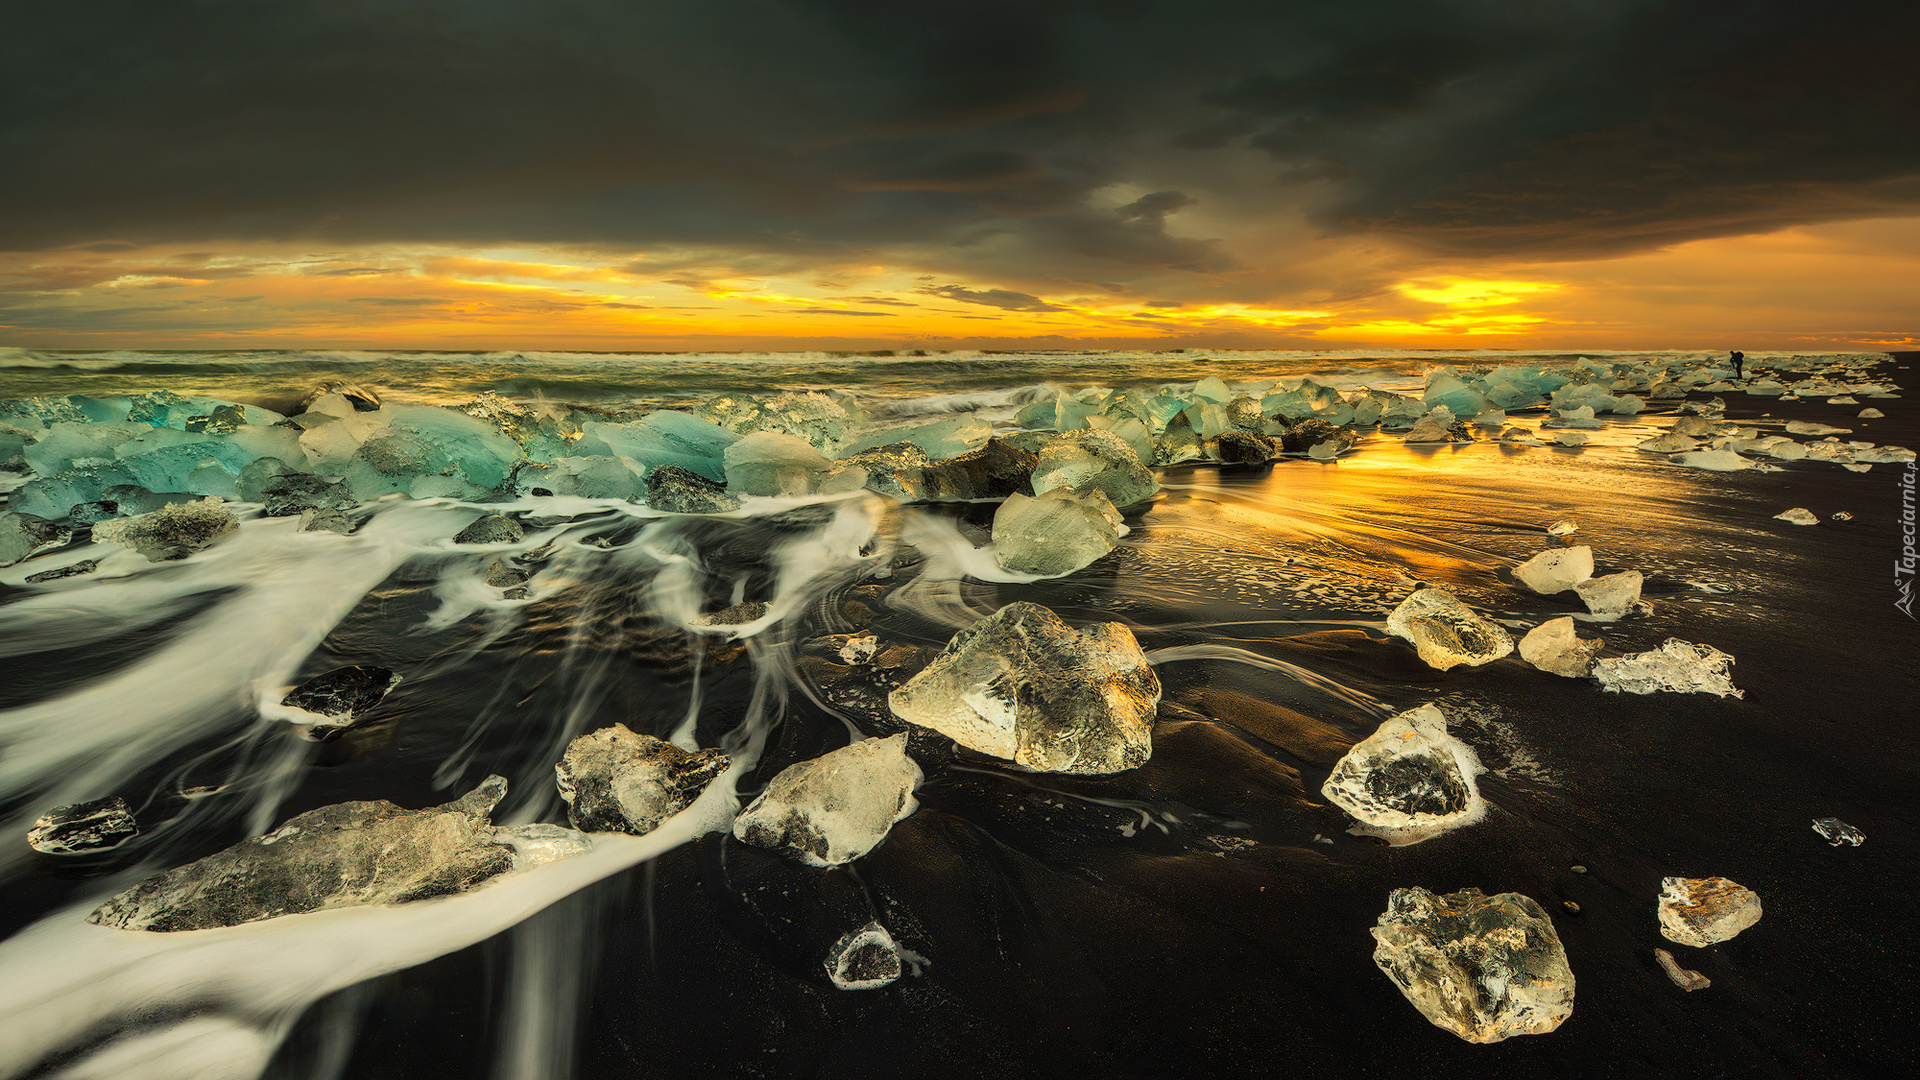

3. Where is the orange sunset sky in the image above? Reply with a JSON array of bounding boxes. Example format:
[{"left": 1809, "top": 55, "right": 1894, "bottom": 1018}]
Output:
[{"left": 5, "top": 3, "right": 1916, "bottom": 353}]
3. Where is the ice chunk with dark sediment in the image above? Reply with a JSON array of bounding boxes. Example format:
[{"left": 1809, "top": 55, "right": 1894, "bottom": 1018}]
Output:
[
  {"left": 576, "top": 412, "right": 740, "bottom": 482},
  {"left": 453, "top": 513, "right": 524, "bottom": 544},
  {"left": 555, "top": 724, "right": 729, "bottom": 835},
  {"left": 261, "top": 474, "right": 353, "bottom": 517},
  {"left": 513, "top": 455, "right": 646, "bottom": 500},
  {"left": 1371, "top": 887, "right": 1575, "bottom": 1043},
  {"left": 24, "top": 558, "right": 99, "bottom": 583},
  {"left": 1518, "top": 616, "right": 1602, "bottom": 677},
  {"left": 732, "top": 734, "right": 921, "bottom": 867},
  {"left": 825, "top": 921, "right": 903, "bottom": 990},
  {"left": 1812, "top": 817, "right": 1864, "bottom": 846},
  {"left": 696, "top": 390, "right": 852, "bottom": 450},
  {"left": 1575, "top": 570, "right": 1643, "bottom": 619},
  {"left": 278, "top": 665, "right": 401, "bottom": 733},
  {"left": 1658, "top": 876, "right": 1762, "bottom": 947},
  {"left": 1385, "top": 588, "right": 1515, "bottom": 671},
  {"left": 838, "top": 415, "right": 991, "bottom": 460},
  {"left": 991, "top": 487, "right": 1121, "bottom": 576},
  {"left": 1032, "top": 428, "right": 1159, "bottom": 508},
  {"left": 1512, "top": 545, "right": 1593, "bottom": 594},
  {"left": 1594, "top": 638, "right": 1740, "bottom": 698},
  {"left": 87, "top": 776, "right": 517, "bottom": 931},
  {"left": 1403, "top": 408, "right": 1461, "bottom": 443},
  {"left": 643, "top": 463, "right": 740, "bottom": 513},
  {"left": 1321, "top": 704, "right": 1482, "bottom": 843},
  {"left": 1654, "top": 948, "right": 1711, "bottom": 991},
  {"left": 1215, "top": 431, "right": 1277, "bottom": 464},
  {"left": 0, "top": 511, "right": 70, "bottom": 566},
  {"left": 888, "top": 602, "right": 1161, "bottom": 773},
  {"left": 27, "top": 797, "right": 139, "bottom": 854},
  {"left": 724, "top": 431, "right": 868, "bottom": 497},
  {"left": 1638, "top": 433, "right": 1701, "bottom": 453},
  {"left": 297, "top": 380, "right": 382, "bottom": 413},
  {"left": 91, "top": 497, "right": 236, "bottom": 561}
]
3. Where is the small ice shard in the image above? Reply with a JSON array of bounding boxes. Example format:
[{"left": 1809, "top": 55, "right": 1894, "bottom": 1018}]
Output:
[
  {"left": 1512, "top": 546, "right": 1594, "bottom": 594},
  {"left": 297, "top": 380, "right": 381, "bottom": 413},
  {"left": 27, "top": 797, "right": 139, "bottom": 854},
  {"left": 1812, "top": 817, "right": 1864, "bottom": 846},
  {"left": 837, "top": 631, "right": 880, "bottom": 666},
  {"left": 1785, "top": 420, "right": 1850, "bottom": 435},
  {"left": 1321, "top": 704, "right": 1482, "bottom": 843},
  {"left": 1575, "top": 570, "right": 1643, "bottom": 620},
  {"left": 88, "top": 776, "right": 516, "bottom": 931},
  {"left": 888, "top": 602, "right": 1161, "bottom": 774},
  {"left": 991, "top": 487, "right": 1121, "bottom": 576},
  {"left": 1859, "top": 408, "right": 1884, "bottom": 418},
  {"left": 1545, "top": 519, "right": 1577, "bottom": 537},
  {"left": 279, "top": 665, "right": 401, "bottom": 733},
  {"left": 1551, "top": 431, "right": 1588, "bottom": 447},
  {"left": 490, "top": 823, "right": 592, "bottom": 869},
  {"left": 1371, "top": 887, "right": 1575, "bottom": 1044},
  {"left": 1594, "top": 638, "right": 1740, "bottom": 698},
  {"left": 1773, "top": 508, "right": 1819, "bottom": 525},
  {"left": 91, "top": 497, "right": 236, "bottom": 561},
  {"left": 454, "top": 513, "right": 525, "bottom": 544},
  {"left": 1830, "top": 511, "right": 1853, "bottom": 522},
  {"left": 1032, "top": 429, "right": 1159, "bottom": 508},
  {"left": 825, "top": 921, "right": 903, "bottom": 990},
  {"left": 1500, "top": 427, "right": 1541, "bottom": 446},
  {"left": 1518, "top": 617, "right": 1602, "bottom": 678},
  {"left": 1385, "top": 588, "right": 1515, "bottom": 671},
  {"left": 24, "top": 558, "right": 99, "bottom": 583},
  {"left": 1637, "top": 433, "right": 1700, "bottom": 453},
  {"left": 1672, "top": 449, "right": 1751, "bottom": 471},
  {"left": 1658, "top": 876, "right": 1762, "bottom": 948},
  {"left": 0, "top": 511, "right": 70, "bottom": 567},
  {"left": 555, "top": 724, "right": 729, "bottom": 835},
  {"left": 1654, "top": 948, "right": 1711, "bottom": 991},
  {"left": 692, "top": 600, "right": 767, "bottom": 627},
  {"left": 732, "top": 734, "right": 921, "bottom": 867}
]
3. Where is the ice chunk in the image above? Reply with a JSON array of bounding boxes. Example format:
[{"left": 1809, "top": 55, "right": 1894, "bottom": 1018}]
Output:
[
  {"left": 1180, "top": 401, "right": 1232, "bottom": 440},
  {"left": 889, "top": 602, "right": 1161, "bottom": 774},
  {"left": 732, "top": 734, "right": 921, "bottom": 867},
  {"left": 277, "top": 665, "right": 401, "bottom": 734},
  {"left": 514, "top": 455, "right": 646, "bottom": 500},
  {"left": 28, "top": 797, "right": 139, "bottom": 854},
  {"left": 340, "top": 405, "right": 521, "bottom": 499},
  {"left": 724, "top": 431, "right": 867, "bottom": 497},
  {"left": 1551, "top": 431, "right": 1589, "bottom": 447},
  {"left": 1594, "top": 638, "right": 1741, "bottom": 698},
  {"left": 1512, "top": 546, "right": 1593, "bottom": 594},
  {"left": 1153, "top": 412, "right": 1204, "bottom": 465},
  {"left": 1014, "top": 391, "right": 1098, "bottom": 432},
  {"left": 1852, "top": 445, "right": 1914, "bottom": 463},
  {"left": 555, "top": 724, "right": 730, "bottom": 835},
  {"left": 1190, "top": 375, "right": 1232, "bottom": 403},
  {"left": 1637, "top": 433, "right": 1700, "bottom": 453},
  {"left": 92, "top": 497, "right": 236, "bottom": 561},
  {"left": 25, "top": 558, "right": 100, "bottom": 583},
  {"left": 1216, "top": 431, "right": 1277, "bottom": 464},
  {"left": 1083, "top": 415, "right": 1154, "bottom": 464},
  {"left": 0, "top": 511, "right": 70, "bottom": 567},
  {"left": 1226, "top": 394, "right": 1265, "bottom": 430},
  {"left": 1545, "top": 520, "right": 1578, "bottom": 537},
  {"left": 839, "top": 415, "right": 991, "bottom": 460},
  {"left": 577, "top": 412, "right": 740, "bottom": 483},
  {"left": 1811, "top": 817, "right": 1864, "bottom": 846},
  {"left": 1403, "top": 409, "right": 1460, "bottom": 444},
  {"left": 1654, "top": 949, "right": 1711, "bottom": 991},
  {"left": 1321, "top": 704, "right": 1482, "bottom": 843},
  {"left": 1575, "top": 570, "right": 1643, "bottom": 620},
  {"left": 1385, "top": 588, "right": 1515, "bottom": 671},
  {"left": 824, "top": 922, "right": 902, "bottom": 990},
  {"left": 1859, "top": 408, "right": 1885, "bottom": 418},
  {"left": 454, "top": 513, "right": 525, "bottom": 544},
  {"left": 1773, "top": 507, "right": 1818, "bottom": 525},
  {"left": 1032, "top": 429, "right": 1159, "bottom": 508},
  {"left": 1672, "top": 449, "right": 1751, "bottom": 471},
  {"left": 1658, "top": 876, "right": 1761, "bottom": 948},
  {"left": 490, "top": 823, "right": 592, "bottom": 870},
  {"left": 992, "top": 488, "right": 1121, "bottom": 576},
  {"left": 1371, "top": 887, "right": 1575, "bottom": 1043},
  {"left": 1785, "top": 420, "right": 1850, "bottom": 435},
  {"left": 24, "top": 420, "right": 141, "bottom": 475},
  {"left": 645, "top": 464, "right": 740, "bottom": 513},
  {"left": 1518, "top": 617, "right": 1602, "bottom": 678}
]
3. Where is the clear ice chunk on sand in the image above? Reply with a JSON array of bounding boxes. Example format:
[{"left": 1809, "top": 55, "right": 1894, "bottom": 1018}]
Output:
[
  {"left": 1773, "top": 507, "right": 1818, "bottom": 525},
  {"left": 1321, "top": 704, "right": 1482, "bottom": 843},
  {"left": 1812, "top": 817, "right": 1864, "bottom": 846},
  {"left": 1654, "top": 948, "right": 1711, "bottom": 991},
  {"left": 732, "top": 733, "right": 921, "bottom": 867},
  {"left": 1512, "top": 546, "right": 1593, "bottom": 594},
  {"left": 1518, "top": 617, "right": 1601, "bottom": 677},
  {"left": 724, "top": 431, "right": 867, "bottom": 497},
  {"left": 1575, "top": 570, "right": 1643, "bottom": 620},
  {"left": 1658, "top": 876, "right": 1761, "bottom": 947},
  {"left": 1371, "top": 886, "right": 1575, "bottom": 1043},
  {"left": 889, "top": 602, "right": 1161, "bottom": 774},
  {"left": 825, "top": 922, "right": 903, "bottom": 990},
  {"left": 1385, "top": 588, "right": 1515, "bottom": 671},
  {"left": 1031, "top": 429, "right": 1159, "bottom": 508},
  {"left": 555, "top": 724, "right": 730, "bottom": 836},
  {"left": 1594, "top": 638, "right": 1740, "bottom": 697},
  {"left": 839, "top": 415, "right": 991, "bottom": 460},
  {"left": 992, "top": 488, "right": 1121, "bottom": 576}
]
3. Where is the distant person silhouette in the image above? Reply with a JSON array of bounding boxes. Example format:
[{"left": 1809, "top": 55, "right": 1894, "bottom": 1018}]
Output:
[{"left": 1730, "top": 350, "right": 1745, "bottom": 380}]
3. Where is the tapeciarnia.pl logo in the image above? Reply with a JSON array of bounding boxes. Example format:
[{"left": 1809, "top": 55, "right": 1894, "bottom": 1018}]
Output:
[{"left": 1899, "top": 462, "right": 1917, "bottom": 619}]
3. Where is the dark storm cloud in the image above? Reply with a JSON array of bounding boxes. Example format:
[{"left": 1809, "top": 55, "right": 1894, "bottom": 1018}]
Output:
[
  {"left": 913, "top": 284, "right": 1064, "bottom": 312},
  {"left": 2, "top": 0, "right": 1913, "bottom": 274}
]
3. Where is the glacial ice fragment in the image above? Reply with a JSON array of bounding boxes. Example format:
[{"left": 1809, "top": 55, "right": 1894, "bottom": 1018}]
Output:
[
  {"left": 696, "top": 391, "right": 852, "bottom": 450},
  {"left": 889, "top": 601, "right": 1161, "bottom": 774},
  {"left": 1545, "top": 520, "right": 1578, "bottom": 537},
  {"left": 1773, "top": 508, "right": 1819, "bottom": 525},
  {"left": 1859, "top": 408, "right": 1885, "bottom": 418},
  {"left": 0, "top": 511, "right": 70, "bottom": 566},
  {"left": 1321, "top": 704, "right": 1482, "bottom": 842},
  {"left": 1637, "top": 433, "right": 1700, "bottom": 453},
  {"left": 454, "top": 514, "right": 524, "bottom": 544},
  {"left": 91, "top": 497, "right": 236, "bottom": 561},
  {"left": 1657, "top": 876, "right": 1761, "bottom": 947},
  {"left": 1594, "top": 639, "right": 1740, "bottom": 698},
  {"left": 838, "top": 415, "right": 991, "bottom": 460},
  {"left": 1512, "top": 546, "right": 1593, "bottom": 594},
  {"left": 1032, "top": 429, "right": 1159, "bottom": 508},
  {"left": 825, "top": 922, "right": 903, "bottom": 990},
  {"left": 645, "top": 464, "right": 740, "bottom": 513},
  {"left": 555, "top": 724, "right": 730, "bottom": 835},
  {"left": 577, "top": 411, "right": 739, "bottom": 482},
  {"left": 88, "top": 776, "right": 517, "bottom": 931},
  {"left": 1672, "top": 449, "right": 1751, "bottom": 471},
  {"left": 1574, "top": 570, "right": 1642, "bottom": 620},
  {"left": 279, "top": 666, "right": 401, "bottom": 734},
  {"left": 1654, "top": 948, "right": 1711, "bottom": 991},
  {"left": 1371, "top": 887, "right": 1575, "bottom": 1043},
  {"left": 1518, "top": 617, "right": 1601, "bottom": 677},
  {"left": 27, "top": 797, "right": 139, "bottom": 854},
  {"left": 1785, "top": 420, "right": 1849, "bottom": 435},
  {"left": 724, "top": 431, "right": 867, "bottom": 497},
  {"left": 1812, "top": 817, "right": 1864, "bottom": 846},
  {"left": 992, "top": 488, "right": 1121, "bottom": 576},
  {"left": 732, "top": 734, "right": 921, "bottom": 867},
  {"left": 1385, "top": 589, "right": 1515, "bottom": 671}
]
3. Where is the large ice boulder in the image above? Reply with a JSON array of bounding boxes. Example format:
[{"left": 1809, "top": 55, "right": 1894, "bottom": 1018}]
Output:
[
  {"left": 92, "top": 497, "right": 237, "bottom": 561},
  {"left": 732, "top": 734, "right": 921, "bottom": 867},
  {"left": 1031, "top": 429, "right": 1159, "bottom": 509},
  {"left": 992, "top": 488, "right": 1122, "bottom": 576},
  {"left": 1512, "top": 546, "right": 1593, "bottom": 594},
  {"left": 888, "top": 602, "right": 1161, "bottom": 774},
  {"left": 0, "top": 511, "right": 70, "bottom": 567},
  {"left": 1322, "top": 704, "right": 1482, "bottom": 843},
  {"left": 724, "top": 431, "right": 868, "bottom": 497},
  {"left": 555, "top": 724, "right": 730, "bottom": 835},
  {"left": 850, "top": 437, "right": 1037, "bottom": 503},
  {"left": 1594, "top": 639, "right": 1740, "bottom": 698},
  {"left": 576, "top": 411, "right": 740, "bottom": 482},
  {"left": 697, "top": 391, "right": 852, "bottom": 450},
  {"left": 1385, "top": 589, "right": 1515, "bottom": 671},
  {"left": 1658, "top": 876, "right": 1762, "bottom": 947},
  {"left": 28, "top": 797, "right": 139, "bottom": 854},
  {"left": 838, "top": 415, "right": 991, "bottom": 460},
  {"left": 1371, "top": 887, "right": 1575, "bottom": 1043},
  {"left": 88, "top": 777, "right": 517, "bottom": 931},
  {"left": 644, "top": 464, "right": 740, "bottom": 513}
]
